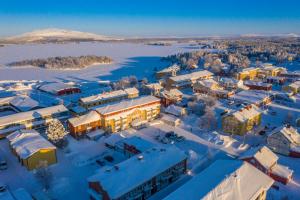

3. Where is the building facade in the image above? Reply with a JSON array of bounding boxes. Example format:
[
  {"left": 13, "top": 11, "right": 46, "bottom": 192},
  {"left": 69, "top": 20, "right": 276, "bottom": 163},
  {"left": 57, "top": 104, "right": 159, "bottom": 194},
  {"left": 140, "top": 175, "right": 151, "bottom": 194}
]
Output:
[
  {"left": 7, "top": 130, "right": 57, "bottom": 170},
  {"left": 222, "top": 104, "right": 262, "bottom": 135},
  {"left": 95, "top": 96, "right": 161, "bottom": 133},
  {"left": 68, "top": 110, "right": 102, "bottom": 138},
  {"left": 267, "top": 125, "right": 300, "bottom": 157},
  {"left": 79, "top": 87, "right": 139, "bottom": 109},
  {"left": 0, "top": 105, "right": 69, "bottom": 138},
  {"left": 88, "top": 146, "right": 187, "bottom": 200}
]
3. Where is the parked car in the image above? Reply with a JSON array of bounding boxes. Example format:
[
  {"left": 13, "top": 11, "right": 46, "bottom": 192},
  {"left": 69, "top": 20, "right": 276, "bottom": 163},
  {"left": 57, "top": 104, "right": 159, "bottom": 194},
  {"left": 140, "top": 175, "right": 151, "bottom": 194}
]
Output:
[
  {"left": 0, "top": 183, "right": 7, "bottom": 193},
  {"left": 0, "top": 156, "right": 7, "bottom": 170}
]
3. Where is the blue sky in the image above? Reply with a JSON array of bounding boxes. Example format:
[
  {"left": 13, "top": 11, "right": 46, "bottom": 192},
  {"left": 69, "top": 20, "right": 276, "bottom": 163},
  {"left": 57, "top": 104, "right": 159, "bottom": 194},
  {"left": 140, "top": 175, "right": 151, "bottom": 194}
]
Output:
[{"left": 0, "top": 0, "right": 300, "bottom": 37}]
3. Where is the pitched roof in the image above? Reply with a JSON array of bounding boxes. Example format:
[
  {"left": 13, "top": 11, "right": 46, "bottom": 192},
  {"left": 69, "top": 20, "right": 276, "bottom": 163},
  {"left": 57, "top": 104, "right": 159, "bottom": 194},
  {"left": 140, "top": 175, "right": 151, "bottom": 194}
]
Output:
[
  {"left": 164, "top": 160, "right": 274, "bottom": 200},
  {"left": 0, "top": 105, "right": 68, "bottom": 128},
  {"left": 270, "top": 126, "right": 300, "bottom": 145},
  {"left": 88, "top": 146, "right": 187, "bottom": 199},
  {"left": 39, "top": 82, "right": 79, "bottom": 94},
  {"left": 95, "top": 95, "right": 160, "bottom": 115},
  {"left": 7, "top": 129, "right": 56, "bottom": 159},
  {"left": 230, "top": 104, "right": 261, "bottom": 122},
  {"left": 68, "top": 110, "right": 101, "bottom": 127},
  {"left": 169, "top": 70, "right": 213, "bottom": 83},
  {"left": 240, "top": 146, "right": 278, "bottom": 169}
]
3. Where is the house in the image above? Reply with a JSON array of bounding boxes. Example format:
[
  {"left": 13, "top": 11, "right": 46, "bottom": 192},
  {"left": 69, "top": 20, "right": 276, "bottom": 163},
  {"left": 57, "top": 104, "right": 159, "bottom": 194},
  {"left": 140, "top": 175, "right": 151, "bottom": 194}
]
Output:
[
  {"left": 38, "top": 82, "right": 81, "bottom": 96},
  {"left": 79, "top": 87, "right": 139, "bottom": 109},
  {"left": 219, "top": 77, "right": 239, "bottom": 90},
  {"left": 68, "top": 110, "right": 101, "bottom": 139},
  {"left": 7, "top": 130, "right": 57, "bottom": 170},
  {"left": 240, "top": 146, "right": 293, "bottom": 184},
  {"left": 164, "top": 104, "right": 186, "bottom": 117},
  {"left": 88, "top": 146, "right": 187, "bottom": 200},
  {"left": 143, "top": 83, "right": 163, "bottom": 96},
  {"left": 283, "top": 81, "right": 300, "bottom": 94},
  {"left": 161, "top": 114, "right": 181, "bottom": 127},
  {"left": 232, "top": 90, "right": 273, "bottom": 107},
  {"left": 164, "top": 160, "right": 274, "bottom": 200},
  {"left": 0, "top": 105, "right": 69, "bottom": 138},
  {"left": 115, "top": 136, "right": 155, "bottom": 157},
  {"left": 193, "top": 79, "right": 234, "bottom": 98},
  {"left": 236, "top": 67, "right": 259, "bottom": 80},
  {"left": 159, "top": 89, "right": 183, "bottom": 106},
  {"left": 266, "top": 76, "right": 286, "bottom": 85},
  {"left": 222, "top": 104, "right": 262, "bottom": 135},
  {"left": 244, "top": 80, "right": 272, "bottom": 91},
  {"left": 258, "top": 65, "right": 286, "bottom": 77},
  {"left": 267, "top": 125, "right": 300, "bottom": 157},
  {"left": 156, "top": 64, "right": 180, "bottom": 79},
  {"left": 0, "top": 95, "right": 40, "bottom": 112},
  {"left": 166, "top": 70, "right": 213, "bottom": 89},
  {"left": 95, "top": 96, "right": 160, "bottom": 133}
]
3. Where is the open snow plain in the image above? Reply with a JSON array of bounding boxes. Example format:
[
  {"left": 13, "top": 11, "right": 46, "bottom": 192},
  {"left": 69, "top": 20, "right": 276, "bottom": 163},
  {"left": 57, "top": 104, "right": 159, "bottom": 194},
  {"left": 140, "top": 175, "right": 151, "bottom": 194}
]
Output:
[{"left": 0, "top": 42, "right": 196, "bottom": 82}]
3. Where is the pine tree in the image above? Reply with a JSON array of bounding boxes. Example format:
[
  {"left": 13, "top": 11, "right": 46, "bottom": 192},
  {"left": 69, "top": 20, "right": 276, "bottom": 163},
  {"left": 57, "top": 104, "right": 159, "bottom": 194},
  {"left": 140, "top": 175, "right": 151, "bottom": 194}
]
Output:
[{"left": 46, "top": 119, "right": 68, "bottom": 147}]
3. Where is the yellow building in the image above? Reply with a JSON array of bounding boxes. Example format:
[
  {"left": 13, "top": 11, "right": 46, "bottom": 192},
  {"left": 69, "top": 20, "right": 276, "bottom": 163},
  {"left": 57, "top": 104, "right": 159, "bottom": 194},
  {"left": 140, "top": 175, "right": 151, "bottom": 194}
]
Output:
[
  {"left": 236, "top": 67, "right": 259, "bottom": 80},
  {"left": 258, "top": 66, "right": 286, "bottom": 77},
  {"left": 283, "top": 81, "right": 300, "bottom": 94},
  {"left": 95, "top": 96, "right": 161, "bottom": 133},
  {"left": 79, "top": 87, "right": 139, "bottom": 109},
  {"left": 7, "top": 129, "right": 57, "bottom": 170},
  {"left": 222, "top": 104, "right": 262, "bottom": 135}
]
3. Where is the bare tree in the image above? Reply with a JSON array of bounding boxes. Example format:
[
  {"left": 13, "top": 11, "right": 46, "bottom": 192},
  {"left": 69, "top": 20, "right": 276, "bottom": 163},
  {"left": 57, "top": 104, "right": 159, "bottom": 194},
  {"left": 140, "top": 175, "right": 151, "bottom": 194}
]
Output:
[
  {"left": 35, "top": 161, "right": 53, "bottom": 191},
  {"left": 283, "top": 111, "right": 294, "bottom": 125},
  {"left": 198, "top": 107, "right": 217, "bottom": 131}
]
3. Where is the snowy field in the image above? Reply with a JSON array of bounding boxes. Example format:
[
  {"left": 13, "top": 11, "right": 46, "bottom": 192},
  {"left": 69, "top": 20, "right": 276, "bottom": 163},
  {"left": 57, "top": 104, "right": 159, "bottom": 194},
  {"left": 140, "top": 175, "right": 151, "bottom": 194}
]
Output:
[{"left": 0, "top": 42, "right": 197, "bottom": 82}]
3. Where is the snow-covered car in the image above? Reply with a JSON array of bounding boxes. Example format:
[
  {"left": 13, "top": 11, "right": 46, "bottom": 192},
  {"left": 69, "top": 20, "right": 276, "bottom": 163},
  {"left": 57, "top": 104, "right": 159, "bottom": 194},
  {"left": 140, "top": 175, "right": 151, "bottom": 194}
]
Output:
[
  {"left": 0, "top": 183, "right": 7, "bottom": 193},
  {"left": 0, "top": 156, "right": 7, "bottom": 170}
]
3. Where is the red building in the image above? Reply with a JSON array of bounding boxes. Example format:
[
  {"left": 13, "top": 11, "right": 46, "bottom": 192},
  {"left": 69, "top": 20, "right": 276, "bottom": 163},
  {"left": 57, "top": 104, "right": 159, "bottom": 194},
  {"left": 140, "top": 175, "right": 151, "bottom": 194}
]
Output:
[
  {"left": 38, "top": 82, "right": 81, "bottom": 96},
  {"left": 244, "top": 81, "right": 272, "bottom": 91},
  {"left": 240, "top": 146, "right": 293, "bottom": 184}
]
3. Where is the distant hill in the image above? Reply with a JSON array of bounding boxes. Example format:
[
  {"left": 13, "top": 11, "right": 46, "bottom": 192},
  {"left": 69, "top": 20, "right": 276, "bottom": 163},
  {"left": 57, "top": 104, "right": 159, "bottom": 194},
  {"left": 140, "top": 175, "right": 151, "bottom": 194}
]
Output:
[{"left": 0, "top": 28, "right": 123, "bottom": 44}]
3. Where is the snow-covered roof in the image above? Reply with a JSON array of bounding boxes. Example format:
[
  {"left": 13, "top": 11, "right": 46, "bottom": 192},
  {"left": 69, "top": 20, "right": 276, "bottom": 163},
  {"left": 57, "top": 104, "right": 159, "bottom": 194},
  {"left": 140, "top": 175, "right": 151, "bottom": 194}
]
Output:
[
  {"left": 271, "top": 164, "right": 293, "bottom": 179},
  {"left": 95, "top": 95, "right": 160, "bottom": 116},
  {"left": 164, "top": 160, "right": 274, "bottom": 200},
  {"left": 240, "top": 146, "right": 278, "bottom": 169},
  {"left": 7, "top": 129, "right": 56, "bottom": 159},
  {"left": 68, "top": 110, "right": 101, "bottom": 127},
  {"left": 80, "top": 87, "right": 138, "bottom": 104},
  {"left": 229, "top": 104, "right": 261, "bottom": 122},
  {"left": 116, "top": 136, "right": 154, "bottom": 152},
  {"left": 289, "top": 81, "right": 300, "bottom": 89},
  {"left": 0, "top": 105, "right": 68, "bottom": 127},
  {"left": 239, "top": 67, "right": 258, "bottom": 73},
  {"left": 196, "top": 79, "right": 219, "bottom": 88},
  {"left": 145, "top": 83, "right": 163, "bottom": 90},
  {"left": 244, "top": 80, "right": 272, "bottom": 87},
  {"left": 38, "top": 82, "right": 79, "bottom": 94},
  {"left": 232, "top": 90, "right": 271, "bottom": 105},
  {"left": 164, "top": 104, "right": 185, "bottom": 117},
  {"left": 0, "top": 96, "right": 14, "bottom": 106},
  {"left": 161, "top": 89, "right": 183, "bottom": 99},
  {"left": 10, "top": 95, "right": 40, "bottom": 112},
  {"left": 169, "top": 70, "right": 213, "bottom": 83},
  {"left": 161, "top": 113, "right": 180, "bottom": 122},
  {"left": 270, "top": 126, "right": 300, "bottom": 145},
  {"left": 124, "top": 87, "right": 139, "bottom": 95},
  {"left": 88, "top": 146, "right": 187, "bottom": 199},
  {"left": 157, "top": 64, "right": 180, "bottom": 73}
]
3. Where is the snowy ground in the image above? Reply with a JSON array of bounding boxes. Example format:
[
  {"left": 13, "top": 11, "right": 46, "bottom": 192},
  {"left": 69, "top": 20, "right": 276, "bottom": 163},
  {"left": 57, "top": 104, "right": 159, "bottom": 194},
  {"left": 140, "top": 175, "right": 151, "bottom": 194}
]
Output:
[{"left": 0, "top": 42, "right": 198, "bottom": 82}]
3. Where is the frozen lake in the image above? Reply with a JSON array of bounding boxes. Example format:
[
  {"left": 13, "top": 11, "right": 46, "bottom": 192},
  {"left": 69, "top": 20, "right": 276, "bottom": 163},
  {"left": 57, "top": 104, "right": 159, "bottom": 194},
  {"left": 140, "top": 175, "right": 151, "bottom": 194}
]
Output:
[{"left": 0, "top": 42, "right": 197, "bottom": 82}]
